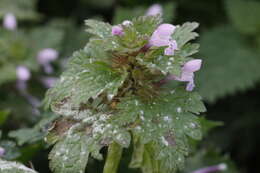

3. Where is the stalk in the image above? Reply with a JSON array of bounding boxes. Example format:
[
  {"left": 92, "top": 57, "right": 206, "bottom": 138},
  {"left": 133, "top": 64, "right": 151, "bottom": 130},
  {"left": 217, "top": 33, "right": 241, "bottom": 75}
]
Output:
[{"left": 103, "top": 142, "right": 123, "bottom": 173}]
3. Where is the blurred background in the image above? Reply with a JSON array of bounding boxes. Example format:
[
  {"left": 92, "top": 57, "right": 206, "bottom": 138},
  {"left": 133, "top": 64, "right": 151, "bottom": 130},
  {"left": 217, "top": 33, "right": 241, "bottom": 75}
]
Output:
[{"left": 0, "top": 0, "right": 259, "bottom": 172}]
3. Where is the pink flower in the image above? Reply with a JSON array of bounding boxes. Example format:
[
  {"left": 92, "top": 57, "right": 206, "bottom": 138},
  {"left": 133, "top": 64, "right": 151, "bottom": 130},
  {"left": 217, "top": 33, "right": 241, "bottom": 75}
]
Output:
[
  {"left": 0, "top": 147, "right": 5, "bottom": 157},
  {"left": 37, "top": 48, "right": 58, "bottom": 74},
  {"left": 167, "top": 59, "right": 202, "bottom": 91},
  {"left": 149, "top": 24, "right": 178, "bottom": 55},
  {"left": 16, "top": 66, "right": 31, "bottom": 81},
  {"left": 112, "top": 25, "right": 124, "bottom": 36},
  {"left": 37, "top": 48, "right": 58, "bottom": 64},
  {"left": 191, "top": 163, "right": 227, "bottom": 173},
  {"left": 112, "top": 20, "right": 133, "bottom": 36},
  {"left": 3, "top": 13, "right": 17, "bottom": 30},
  {"left": 41, "top": 77, "right": 58, "bottom": 88},
  {"left": 146, "top": 4, "right": 163, "bottom": 16}
]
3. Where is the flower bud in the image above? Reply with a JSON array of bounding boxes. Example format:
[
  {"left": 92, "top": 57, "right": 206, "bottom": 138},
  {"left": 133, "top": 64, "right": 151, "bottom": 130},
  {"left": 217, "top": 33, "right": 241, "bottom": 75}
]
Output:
[
  {"left": 112, "top": 25, "right": 124, "bottom": 36},
  {"left": 16, "top": 66, "right": 31, "bottom": 81},
  {"left": 37, "top": 48, "right": 58, "bottom": 65},
  {"left": 3, "top": 13, "right": 17, "bottom": 30},
  {"left": 0, "top": 147, "right": 5, "bottom": 157},
  {"left": 146, "top": 4, "right": 163, "bottom": 16},
  {"left": 41, "top": 77, "right": 58, "bottom": 88}
]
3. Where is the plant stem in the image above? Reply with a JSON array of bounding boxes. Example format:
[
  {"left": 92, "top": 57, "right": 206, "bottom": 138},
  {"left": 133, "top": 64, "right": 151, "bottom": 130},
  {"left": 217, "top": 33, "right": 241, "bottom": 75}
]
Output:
[
  {"left": 129, "top": 135, "right": 144, "bottom": 168},
  {"left": 103, "top": 142, "right": 123, "bottom": 173}
]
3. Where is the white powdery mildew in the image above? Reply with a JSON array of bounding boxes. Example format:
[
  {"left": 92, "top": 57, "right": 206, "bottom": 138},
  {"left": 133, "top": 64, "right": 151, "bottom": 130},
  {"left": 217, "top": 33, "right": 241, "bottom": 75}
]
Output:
[
  {"left": 161, "top": 136, "right": 169, "bottom": 146},
  {"left": 0, "top": 160, "right": 38, "bottom": 172}
]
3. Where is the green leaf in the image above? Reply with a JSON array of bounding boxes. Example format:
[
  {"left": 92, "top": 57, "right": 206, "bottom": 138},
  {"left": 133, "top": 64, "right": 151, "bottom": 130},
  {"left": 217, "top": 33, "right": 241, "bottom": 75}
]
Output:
[
  {"left": 44, "top": 50, "right": 128, "bottom": 108},
  {"left": 49, "top": 132, "right": 90, "bottom": 173},
  {"left": 226, "top": 0, "right": 260, "bottom": 35},
  {"left": 172, "top": 22, "right": 199, "bottom": 48},
  {"left": 85, "top": 19, "right": 112, "bottom": 38},
  {"left": 0, "top": 109, "right": 10, "bottom": 126},
  {"left": 132, "top": 15, "right": 162, "bottom": 36},
  {"left": 197, "top": 26, "right": 260, "bottom": 102},
  {"left": 0, "top": 159, "right": 38, "bottom": 173},
  {"left": 9, "top": 113, "right": 59, "bottom": 145},
  {"left": 0, "top": 0, "right": 39, "bottom": 20},
  {"left": 0, "top": 140, "right": 21, "bottom": 160},
  {"left": 114, "top": 88, "right": 205, "bottom": 171},
  {"left": 199, "top": 117, "right": 223, "bottom": 136},
  {"left": 0, "top": 64, "right": 16, "bottom": 86}
]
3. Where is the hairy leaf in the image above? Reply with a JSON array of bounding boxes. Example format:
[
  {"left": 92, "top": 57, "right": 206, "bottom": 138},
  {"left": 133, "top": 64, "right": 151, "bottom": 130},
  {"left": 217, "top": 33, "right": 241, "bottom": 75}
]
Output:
[
  {"left": 197, "top": 26, "right": 260, "bottom": 102},
  {"left": 0, "top": 159, "right": 38, "bottom": 173},
  {"left": 49, "top": 132, "right": 90, "bottom": 173},
  {"left": 226, "top": 0, "right": 260, "bottom": 35}
]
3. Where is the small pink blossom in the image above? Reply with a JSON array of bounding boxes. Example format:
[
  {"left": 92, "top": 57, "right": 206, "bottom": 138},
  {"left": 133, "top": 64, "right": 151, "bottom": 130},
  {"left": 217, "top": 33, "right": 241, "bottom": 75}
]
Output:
[
  {"left": 112, "top": 20, "right": 132, "bottom": 36},
  {"left": 146, "top": 4, "right": 163, "bottom": 16},
  {"left": 16, "top": 66, "right": 31, "bottom": 81},
  {"left": 3, "top": 13, "right": 17, "bottom": 30},
  {"left": 37, "top": 48, "right": 58, "bottom": 74},
  {"left": 41, "top": 77, "right": 58, "bottom": 88},
  {"left": 191, "top": 163, "right": 227, "bottom": 173},
  {"left": 0, "top": 147, "right": 5, "bottom": 157},
  {"left": 148, "top": 24, "right": 178, "bottom": 56},
  {"left": 167, "top": 59, "right": 202, "bottom": 91},
  {"left": 37, "top": 48, "right": 58, "bottom": 65},
  {"left": 112, "top": 25, "right": 124, "bottom": 36}
]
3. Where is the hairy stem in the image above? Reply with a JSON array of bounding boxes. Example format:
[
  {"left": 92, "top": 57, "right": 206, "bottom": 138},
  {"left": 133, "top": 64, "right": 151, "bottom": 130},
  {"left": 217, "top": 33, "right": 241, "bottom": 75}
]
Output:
[
  {"left": 129, "top": 135, "right": 144, "bottom": 168},
  {"left": 103, "top": 142, "right": 123, "bottom": 173}
]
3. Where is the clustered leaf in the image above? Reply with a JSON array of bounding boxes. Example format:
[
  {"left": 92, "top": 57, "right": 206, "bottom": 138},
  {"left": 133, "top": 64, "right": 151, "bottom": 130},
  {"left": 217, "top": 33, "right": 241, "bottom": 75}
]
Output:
[{"left": 45, "top": 15, "right": 205, "bottom": 173}]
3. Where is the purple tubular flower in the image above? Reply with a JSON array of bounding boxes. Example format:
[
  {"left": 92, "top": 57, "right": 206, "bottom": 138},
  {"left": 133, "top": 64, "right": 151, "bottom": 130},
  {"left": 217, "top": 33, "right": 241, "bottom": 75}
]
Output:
[
  {"left": 146, "top": 4, "right": 163, "bottom": 16},
  {"left": 16, "top": 66, "right": 31, "bottom": 81},
  {"left": 3, "top": 13, "right": 17, "bottom": 30},
  {"left": 191, "top": 163, "right": 227, "bottom": 173},
  {"left": 149, "top": 24, "right": 178, "bottom": 56},
  {"left": 167, "top": 59, "right": 202, "bottom": 91},
  {"left": 112, "top": 25, "right": 124, "bottom": 36},
  {"left": 37, "top": 48, "right": 58, "bottom": 64},
  {"left": 0, "top": 147, "right": 5, "bottom": 157},
  {"left": 41, "top": 77, "right": 58, "bottom": 88},
  {"left": 37, "top": 48, "right": 58, "bottom": 74}
]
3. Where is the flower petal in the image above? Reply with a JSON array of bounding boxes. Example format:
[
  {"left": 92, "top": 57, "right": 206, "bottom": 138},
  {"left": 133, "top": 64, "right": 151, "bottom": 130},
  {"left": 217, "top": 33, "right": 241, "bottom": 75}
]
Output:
[{"left": 183, "top": 59, "right": 202, "bottom": 72}]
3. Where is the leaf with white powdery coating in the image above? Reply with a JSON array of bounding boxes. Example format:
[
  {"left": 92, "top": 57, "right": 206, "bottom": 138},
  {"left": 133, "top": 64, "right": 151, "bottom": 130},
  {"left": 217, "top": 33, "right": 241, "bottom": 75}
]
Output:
[
  {"left": 0, "top": 159, "right": 38, "bottom": 173},
  {"left": 172, "top": 22, "right": 199, "bottom": 48},
  {"left": 44, "top": 50, "right": 127, "bottom": 108},
  {"left": 85, "top": 19, "right": 112, "bottom": 38},
  {"left": 49, "top": 132, "right": 90, "bottom": 173}
]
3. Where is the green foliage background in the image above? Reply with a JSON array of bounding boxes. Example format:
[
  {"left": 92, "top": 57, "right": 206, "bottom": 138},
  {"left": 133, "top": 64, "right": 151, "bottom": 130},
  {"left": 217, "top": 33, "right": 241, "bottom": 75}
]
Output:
[{"left": 0, "top": 0, "right": 259, "bottom": 172}]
